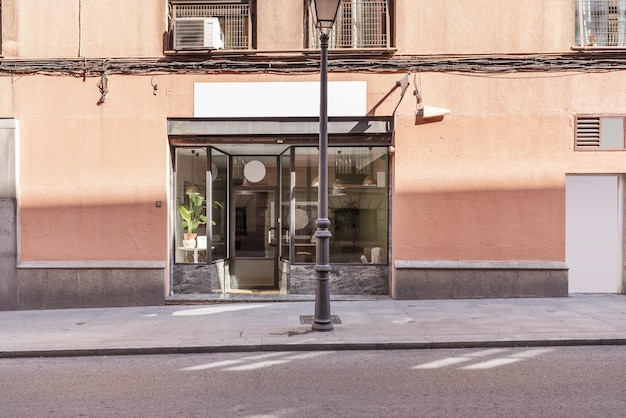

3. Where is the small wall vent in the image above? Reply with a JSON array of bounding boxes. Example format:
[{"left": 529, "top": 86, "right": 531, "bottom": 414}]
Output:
[{"left": 575, "top": 116, "right": 601, "bottom": 149}]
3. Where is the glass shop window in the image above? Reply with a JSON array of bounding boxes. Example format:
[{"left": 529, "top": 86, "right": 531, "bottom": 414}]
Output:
[
  {"left": 175, "top": 148, "right": 208, "bottom": 264},
  {"left": 292, "top": 146, "right": 388, "bottom": 265},
  {"left": 174, "top": 148, "right": 228, "bottom": 264}
]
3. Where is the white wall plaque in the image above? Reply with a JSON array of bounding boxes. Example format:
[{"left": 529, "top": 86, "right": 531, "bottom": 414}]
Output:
[{"left": 194, "top": 81, "right": 367, "bottom": 117}]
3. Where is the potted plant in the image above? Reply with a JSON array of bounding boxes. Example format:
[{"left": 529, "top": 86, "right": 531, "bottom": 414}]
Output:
[{"left": 178, "top": 192, "right": 207, "bottom": 247}]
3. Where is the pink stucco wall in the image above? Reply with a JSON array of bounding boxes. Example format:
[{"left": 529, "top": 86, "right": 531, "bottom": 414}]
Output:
[
  {"left": 396, "top": 0, "right": 573, "bottom": 54},
  {"left": 2, "top": 0, "right": 626, "bottom": 270},
  {"left": 2, "top": 0, "right": 166, "bottom": 58},
  {"left": 14, "top": 75, "right": 169, "bottom": 261},
  {"left": 392, "top": 70, "right": 626, "bottom": 261}
]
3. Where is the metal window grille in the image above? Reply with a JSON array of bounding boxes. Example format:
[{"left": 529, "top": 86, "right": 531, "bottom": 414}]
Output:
[
  {"left": 576, "top": 0, "right": 626, "bottom": 47},
  {"left": 312, "top": 0, "right": 390, "bottom": 48},
  {"left": 172, "top": 2, "right": 250, "bottom": 50}
]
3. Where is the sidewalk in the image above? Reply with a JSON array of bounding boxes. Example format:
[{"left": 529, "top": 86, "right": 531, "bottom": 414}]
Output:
[{"left": 1, "top": 295, "right": 625, "bottom": 358}]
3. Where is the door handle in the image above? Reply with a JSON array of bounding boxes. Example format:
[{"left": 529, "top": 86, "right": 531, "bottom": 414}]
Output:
[{"left": 268, "top": 227, "right": 277, "bottom": 246}]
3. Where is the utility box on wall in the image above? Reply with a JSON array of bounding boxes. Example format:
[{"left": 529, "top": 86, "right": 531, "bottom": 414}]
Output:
[{"left": 174, "top": 17, "right": 225, "bottom": 50}]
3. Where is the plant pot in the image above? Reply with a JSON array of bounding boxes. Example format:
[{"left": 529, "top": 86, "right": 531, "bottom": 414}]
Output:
[
  {"left": 182, "top": 239, "right": 196, "bottom": 248},
  {"left": 184, "top": 233, "right": 197, "bottom": 240}
]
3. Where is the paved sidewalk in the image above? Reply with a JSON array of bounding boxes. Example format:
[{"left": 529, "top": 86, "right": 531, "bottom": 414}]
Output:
[{"left": 1, "top": 295, "right": 625, "bottom": 358}]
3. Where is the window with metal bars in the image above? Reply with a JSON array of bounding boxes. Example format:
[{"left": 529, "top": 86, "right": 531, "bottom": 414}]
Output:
[
  {"left": 311, "top": 0, "right": 391, "bottom": 49},
  {"left": 575, "top": 0, "right": 626, "bottom": 47},
  {"left": 169, "top": 1, "right": 252, "bottom": 50},
  {"left": 575, "top": 115, "right": 626, "bottom": 149}
]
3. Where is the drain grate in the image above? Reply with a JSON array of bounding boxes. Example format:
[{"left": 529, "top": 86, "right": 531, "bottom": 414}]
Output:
[{"left": 299, "top": 315, "right": 342, "bottom": 325}]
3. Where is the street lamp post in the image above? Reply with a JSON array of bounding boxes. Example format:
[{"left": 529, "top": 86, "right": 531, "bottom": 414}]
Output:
[{"left": 311, "top": 0, "right": 341, "bottom": 332}]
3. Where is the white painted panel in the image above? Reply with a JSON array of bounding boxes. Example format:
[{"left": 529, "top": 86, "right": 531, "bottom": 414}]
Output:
[
  {"left": 194, "top": 81, "right": 366, "bottom": 117},
  {"left": 566, "top": 175, "right": 622, "bottom": 293}
]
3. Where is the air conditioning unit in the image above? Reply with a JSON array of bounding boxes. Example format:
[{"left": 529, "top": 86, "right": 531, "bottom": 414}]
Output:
[{"left": 174, "top": 17, "right": 225, "bottom": 50}]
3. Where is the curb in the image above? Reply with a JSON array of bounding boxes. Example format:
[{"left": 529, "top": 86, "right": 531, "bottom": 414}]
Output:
[{"left": 2, "top": 338, "right": 626, "bottom": 359}]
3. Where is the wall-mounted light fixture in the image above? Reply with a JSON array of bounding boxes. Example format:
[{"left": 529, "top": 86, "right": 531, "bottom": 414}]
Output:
[
  {"left": 418, "top": 105, "right": 451, "bottom": 119},
  {"left": 185, "top": 184, "right": 200, "bottom": 195}
]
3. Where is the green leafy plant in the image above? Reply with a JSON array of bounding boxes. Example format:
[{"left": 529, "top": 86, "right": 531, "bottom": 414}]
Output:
[
  {"left": 178, "top": 193, "right": 207, "bottom": 235},
  {"left": 178, "top": 192, "right": 223, "bottom": 236}
]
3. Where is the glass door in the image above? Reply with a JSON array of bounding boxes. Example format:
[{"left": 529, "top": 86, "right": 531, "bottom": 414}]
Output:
[{"left": 232, "top": 190, "right": 277, "bottom": 289}]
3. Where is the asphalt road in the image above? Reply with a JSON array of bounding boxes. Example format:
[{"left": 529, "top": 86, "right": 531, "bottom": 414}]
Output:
[{"left": 1, "top": 346, "right": 625, "bottom": 417}]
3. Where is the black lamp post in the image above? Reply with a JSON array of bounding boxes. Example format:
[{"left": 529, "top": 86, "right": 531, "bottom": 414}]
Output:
[{"left": 311, "top": 0, "right": 341, "bottom": 332}]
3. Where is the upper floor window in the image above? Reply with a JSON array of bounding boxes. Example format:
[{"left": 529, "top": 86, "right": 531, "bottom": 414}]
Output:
[
  {"left": 576, "top": 0, "right": 626, "bottom": 47},
  {"left": 169, "top": 1, "right": 253, "bottom": 51},
  {"left": 311, "top": 0, "right": 391, "bottom": 49}
]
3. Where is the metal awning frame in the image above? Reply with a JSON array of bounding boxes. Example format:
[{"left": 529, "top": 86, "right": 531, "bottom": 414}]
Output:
[{"left": 167, "top": 116, "right": 394, "bottom": 146}]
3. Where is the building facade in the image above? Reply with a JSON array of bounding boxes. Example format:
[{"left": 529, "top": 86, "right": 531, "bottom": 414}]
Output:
[{"left": 1, "top": 0, "right": 625, "bottom": 310}]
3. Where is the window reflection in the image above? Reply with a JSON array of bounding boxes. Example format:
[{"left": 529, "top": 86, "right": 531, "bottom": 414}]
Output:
[
  {"left": 175, "top": 148, "right": 208, "bottom": 264},
  {"left": 173, "top": 145, "right": 389, "bottom": 266},
  {"left": 293, "top": 147, "right": 388, "bottom": 264},
  {"left": 211, "top": 150, "right": 228, "bottom": 261}
]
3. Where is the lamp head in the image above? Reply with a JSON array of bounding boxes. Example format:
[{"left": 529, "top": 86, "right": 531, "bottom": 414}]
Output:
[{"left": 312, "top": 0, "right": 341, "bottom": 30}]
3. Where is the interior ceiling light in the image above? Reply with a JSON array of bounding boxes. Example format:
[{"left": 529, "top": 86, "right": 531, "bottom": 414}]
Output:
[
  {"left": 185, "top": 184, "right": 200, "bottom": 195},
  {"left": 362, "top": 176, "right": 377, "bottom": 186},
  {"left": 362, "top": 147, "right": 377, "bottom": 186}
]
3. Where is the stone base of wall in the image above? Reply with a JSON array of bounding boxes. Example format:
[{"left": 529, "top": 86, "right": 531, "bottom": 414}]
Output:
[
  {"left": 289, "top": 264, "right": 390, "bottom": 295},
  {"left": 172, "top": 261, "right": 389, "bottom": 296},
  {"left": 394, "top": 261, "right": 568, "bottom": 299},
  {"left": 17, "top": 266, "right": 165, "bottom": 310},
  {"left": 173, "top": 260, "right": 227, "bottom": 294}
]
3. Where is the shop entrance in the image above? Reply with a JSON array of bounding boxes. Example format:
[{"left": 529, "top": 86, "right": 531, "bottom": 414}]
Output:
[
  {"left": 171, "top": 144, "right": 391, "bottom": 293},
  {"left": 169, "top": 116, "right": 393, "bottom": 297},
  {"left": 231, "top": 189, "right": 278, "bottom": 290}
]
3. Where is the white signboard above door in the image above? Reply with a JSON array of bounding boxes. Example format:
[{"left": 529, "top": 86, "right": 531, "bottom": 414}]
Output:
[{"left": 194, "top": 81, "right": 366, "bottom": 118}]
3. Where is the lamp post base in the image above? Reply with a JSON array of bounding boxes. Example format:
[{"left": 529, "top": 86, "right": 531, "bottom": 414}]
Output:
[
  {"left": 312, "top": 320, "right": 334, "bottom": 332},
  {"left": 313, "top": 232, "right": 333, "bottom": 332}
]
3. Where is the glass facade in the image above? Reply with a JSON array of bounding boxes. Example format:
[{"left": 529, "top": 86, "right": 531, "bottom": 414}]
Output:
[{"left": 173, "top": 145, "right": 389, "bottom": 269}]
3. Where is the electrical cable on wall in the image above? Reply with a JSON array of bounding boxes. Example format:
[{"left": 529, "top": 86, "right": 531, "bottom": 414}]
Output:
[
  {"left": 2, "top": 53, "right": 626, "bottom": 78},
  {"left": 413, "top": 71, "right": 422, "bottom": 114},
  {"left": 96, "top": 72, "right": 108, "bottom": 106}
]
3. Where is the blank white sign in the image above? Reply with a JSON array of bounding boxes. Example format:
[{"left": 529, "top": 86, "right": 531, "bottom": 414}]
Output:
[{"left": 194, "top": 81, "right": 367, "bottom": 117}]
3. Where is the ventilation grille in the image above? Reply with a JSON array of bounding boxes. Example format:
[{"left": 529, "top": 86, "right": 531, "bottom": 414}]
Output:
[{"left": 575, "top": 116, "right": 601, "bottom": 149}]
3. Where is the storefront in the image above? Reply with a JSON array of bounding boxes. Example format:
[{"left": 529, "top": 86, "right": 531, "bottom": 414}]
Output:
[{"left": 168, "top": 115, "right": 393, "bottom": 296}]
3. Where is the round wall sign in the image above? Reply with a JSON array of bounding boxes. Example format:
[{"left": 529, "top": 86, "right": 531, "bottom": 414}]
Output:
[
  {"left": 211, "top": 162, "right": 219, "bottom": 181},
  {"left": 294, "top": 208, "right": 309, "bottom": 230},
  {"left": 243, "top": 160, "right": 266, "bottom": 183}
]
